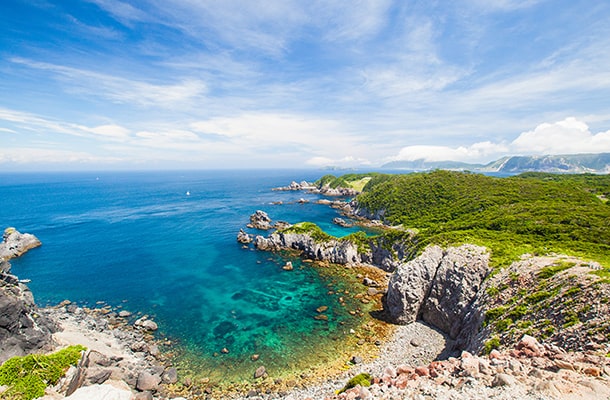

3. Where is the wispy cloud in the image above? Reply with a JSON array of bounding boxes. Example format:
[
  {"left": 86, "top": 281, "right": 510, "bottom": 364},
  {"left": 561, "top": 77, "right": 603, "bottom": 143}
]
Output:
[
  {"left": 87, "top": 0, "right": 150, "bottom": 26},
  {"left": 10, "top": 58, "right": 207, "bottom": 109}
]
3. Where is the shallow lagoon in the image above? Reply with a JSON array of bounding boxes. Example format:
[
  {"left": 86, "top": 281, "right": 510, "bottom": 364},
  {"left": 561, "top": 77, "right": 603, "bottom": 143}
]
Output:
[{"left": 1, "top": 170, "right": 381, "bottom": 384}]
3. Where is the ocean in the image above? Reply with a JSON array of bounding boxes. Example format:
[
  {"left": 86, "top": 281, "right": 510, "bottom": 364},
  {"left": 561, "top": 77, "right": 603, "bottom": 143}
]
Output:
[{"left": 0, "top": 169, "right": 375, "bottom": 383}]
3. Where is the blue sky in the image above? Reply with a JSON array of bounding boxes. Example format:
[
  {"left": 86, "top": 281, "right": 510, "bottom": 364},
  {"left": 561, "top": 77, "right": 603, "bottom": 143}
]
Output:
[{"left": 1, "top": 0, "right": 610, "bottom": 170}]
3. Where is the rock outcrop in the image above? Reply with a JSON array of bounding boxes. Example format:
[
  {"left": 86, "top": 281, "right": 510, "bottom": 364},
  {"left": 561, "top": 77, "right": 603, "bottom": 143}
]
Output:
[
  {"left": 0, "top": 270, "right": 57, "bottom": 363},
  {"left": 252, "top": 226, "right": 416, "bottom": 271},
  {"left": 248, "top": 210, "right": 273, "bottom": 230},
  {"left": 386, "top": 245, "right": 491, "bottom": 342},
  {"left": 0, "top": 227, "right": 41, "bottom": 260},
  {"left": 254, "top": 231, "right": 361, "bottom": 265},
  {"left": 237, "top": 229, "right": 253, "bottom": 244},
  {"left": 0, "top": 228, "right": 55, "bottom": 363}
]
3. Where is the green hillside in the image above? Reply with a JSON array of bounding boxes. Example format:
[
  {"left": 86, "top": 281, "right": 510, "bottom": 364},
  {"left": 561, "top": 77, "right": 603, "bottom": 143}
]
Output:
[{"left": 355, "top": 170, "right": 610, "bottom": 267}]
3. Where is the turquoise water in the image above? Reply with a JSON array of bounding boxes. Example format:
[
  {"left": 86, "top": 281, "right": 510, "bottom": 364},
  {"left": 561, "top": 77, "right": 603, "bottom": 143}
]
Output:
[{"left": 0, "top": 170, "right": 371, "bottom": 382}]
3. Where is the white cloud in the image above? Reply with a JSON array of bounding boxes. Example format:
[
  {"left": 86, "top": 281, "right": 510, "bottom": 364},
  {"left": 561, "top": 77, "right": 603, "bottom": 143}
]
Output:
[
  {"left": 11, "top": 58, "right": 207, "bottom": 108},
  {"left": 391, "top": 142, "right": 509, "bottom": 163},
  {"left": 512, "top": 117, "right": 610, "bottom": 154},
  {"left": 0, "top": 147, "right": 122, "bottom": 164},
  {"left": 306, "top": 155, "right": 372, "bottom": 168},
  {"left": 305, "top": 156, "right": 372, "bottom": 168},
  {"left": 190, "top": 113, "right": 345, "bottom": 146},
  {"left": 86, "top": 124, "right": 131, "bottom": 139},
  {"left": 464, "top": 0, "right": 544, "bottom": 13},
  {"left": 389, "top": 117, "right": 610, "bottom": 164},
  {"left": 87, "top": 0, "right": 149, "bottom": 25}
]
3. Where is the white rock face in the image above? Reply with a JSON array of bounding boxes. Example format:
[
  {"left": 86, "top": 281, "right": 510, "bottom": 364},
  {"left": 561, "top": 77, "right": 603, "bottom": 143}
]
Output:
[
  {"left": 0, "top": 227, "right": 41, "bottom": 260},
  {"left": 64, "top": 382, "right": 132, "bottom": 400}
]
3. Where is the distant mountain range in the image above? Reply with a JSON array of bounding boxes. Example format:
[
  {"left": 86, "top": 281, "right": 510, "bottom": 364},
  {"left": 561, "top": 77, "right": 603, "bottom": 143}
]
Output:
[{"left": 382, "top": 153, "right": 610, "bottom": 174}]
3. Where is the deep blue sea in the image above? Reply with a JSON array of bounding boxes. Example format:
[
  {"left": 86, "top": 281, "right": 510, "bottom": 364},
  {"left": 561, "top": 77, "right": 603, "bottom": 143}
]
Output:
[{"left": 0, "top": 169, "right": 375, "bottom": 382}]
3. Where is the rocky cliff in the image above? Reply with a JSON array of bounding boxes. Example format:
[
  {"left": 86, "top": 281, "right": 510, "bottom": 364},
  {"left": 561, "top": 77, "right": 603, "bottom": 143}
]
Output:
[
  {"left": 386, "top": 245, "right": 491, "bottom": 345},
  {"left": 0, "top": 229, "right": 55, "bottom": 363},
  {"left": 252, "top": 228, "right": 416, "bottom": 271}
]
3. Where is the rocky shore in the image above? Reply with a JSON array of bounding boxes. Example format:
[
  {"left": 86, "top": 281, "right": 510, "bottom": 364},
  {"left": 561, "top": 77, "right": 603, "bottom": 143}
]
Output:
[
  {"left": 233, "top": 180, "right": 610, "bottom": 399},
  {"left": 0, "top": 229, "right": 185, "bottom": 399}
]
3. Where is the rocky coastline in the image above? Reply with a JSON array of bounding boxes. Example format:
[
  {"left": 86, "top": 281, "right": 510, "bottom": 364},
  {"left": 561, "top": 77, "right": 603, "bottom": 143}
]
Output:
[
  {"left": 0, "top": 228, "right": 185, "bottom": 400},
  {"left": 4, "top": 168, "right": 610, "bottom": 399},
  {"left": 232, "top": 180, "right": 610, "bottom": 399}
]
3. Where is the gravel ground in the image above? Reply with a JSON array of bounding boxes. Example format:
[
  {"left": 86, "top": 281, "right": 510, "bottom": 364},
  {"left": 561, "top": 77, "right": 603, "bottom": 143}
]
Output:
[{"left": 235, "top": 322, "right": 451, "bottom": 400}]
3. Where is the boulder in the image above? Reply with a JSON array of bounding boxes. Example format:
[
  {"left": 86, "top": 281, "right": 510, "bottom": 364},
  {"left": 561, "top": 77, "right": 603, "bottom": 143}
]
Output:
[
  {"left": 333, "top": 217, "right": 353, "bottom": 227},
  {"left": 237, "top": 229, "right": 253, "bottom": 244},
  {"left": 64, "top": 382, "right": 133, "bottom": 400},
  {"left": 0, "top": 275, "right": 56, "bottom": 363},
  {"left": 162, "top": 367, "right": 179, "bottom": 384},
  {"left": 134, "top": 317, "right": 158, "bottom": 331},
  {"left": 254, "top": 365, "right": 266, "bottom": 379},
  {"left": 386, "top": 244, "right": 490, "bottom": 340},
  {"left": 136, "top": 371, "right": 161, "bottom": 391}
]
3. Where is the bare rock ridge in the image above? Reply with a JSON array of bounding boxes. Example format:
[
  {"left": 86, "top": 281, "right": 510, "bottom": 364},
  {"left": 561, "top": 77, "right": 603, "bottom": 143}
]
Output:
[{"left": 251, "top": 224, "right": 415, "bottom": 271}]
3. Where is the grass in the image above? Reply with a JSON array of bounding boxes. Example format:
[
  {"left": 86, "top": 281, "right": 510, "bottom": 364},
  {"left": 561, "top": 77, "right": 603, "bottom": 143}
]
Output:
[
  {"left": 0, "top": 345, "right": 86, "bottom": 400},
  {"left": 538, "top": 261, "right": 576, "bottom": 279}
]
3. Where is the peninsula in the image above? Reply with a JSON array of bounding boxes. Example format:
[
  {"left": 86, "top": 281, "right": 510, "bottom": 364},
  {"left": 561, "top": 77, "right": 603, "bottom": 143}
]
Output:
[{"left": 238, "top": 170, "right": 610, "bottom": 398}]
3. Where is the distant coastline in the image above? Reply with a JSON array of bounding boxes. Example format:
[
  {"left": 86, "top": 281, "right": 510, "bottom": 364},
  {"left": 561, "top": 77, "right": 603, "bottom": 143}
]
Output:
[{"left": 382, "top": 152, "right": 610, "bottom": 174}]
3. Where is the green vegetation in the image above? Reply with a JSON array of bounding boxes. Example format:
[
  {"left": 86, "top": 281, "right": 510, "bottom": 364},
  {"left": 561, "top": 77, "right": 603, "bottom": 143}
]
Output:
[
  {"left": 338, "top": 372, "right": 371, "bottom": 394},
  {"left": 355, "top": 170, "right": 610, "bottom": 267},
  {"left": 483, "top": 336, "right": 501, "bottom": 354},
  {"left": 0, "top": 345, "right": 86, "bottom": 400},
  {"left": 316, "top": 173, "right": 380, "bottom": 192},
  {"left": 538, "top": 261, "right": 576, "bottom": 279},
  {"left": 282, "top": 222, "right": 333, "bottom": 242}
]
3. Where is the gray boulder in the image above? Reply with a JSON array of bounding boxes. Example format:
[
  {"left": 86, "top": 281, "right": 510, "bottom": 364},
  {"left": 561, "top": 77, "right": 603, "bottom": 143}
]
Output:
[
  {"left": 0, "top": 274, "right": 56, "bottom": 363},
  {"left": 136, "top": 371, "right": 162, "bottom": 391},
  {"left": 237, "top": 229, "right": 253, "bottom": 244}
]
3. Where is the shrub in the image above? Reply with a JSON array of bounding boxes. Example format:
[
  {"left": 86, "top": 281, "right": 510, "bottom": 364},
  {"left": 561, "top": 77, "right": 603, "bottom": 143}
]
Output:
[
  {"left": 483, "top": 336, "right": 501, "bottom": 354},
  {"left": 338, "top": 372, "right": 371, "bottom": 393}
]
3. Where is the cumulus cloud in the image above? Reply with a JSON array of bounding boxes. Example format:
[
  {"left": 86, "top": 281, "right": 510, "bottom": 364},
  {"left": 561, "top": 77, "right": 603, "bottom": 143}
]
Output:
[
  {"left": 389, "top": 117, "right": 610, "bottom": 164},
  {"left": 306, "top": 155, "right": 372, "bottom": 168},
  {"left": 390, "top": 142, "right": 509, "bottom": 163},
  {"left": 512, "top": 117, "right": 610, "bottom": 154}
]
